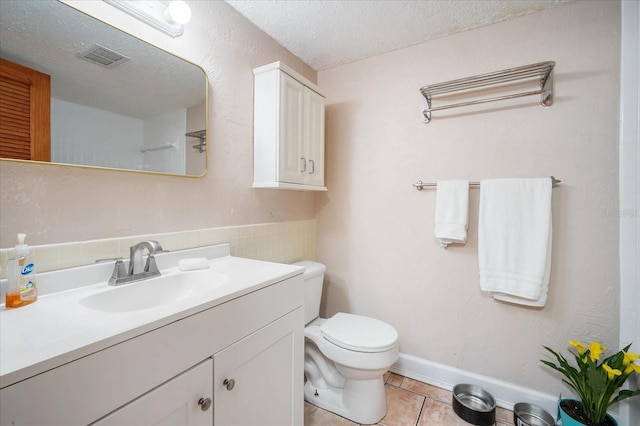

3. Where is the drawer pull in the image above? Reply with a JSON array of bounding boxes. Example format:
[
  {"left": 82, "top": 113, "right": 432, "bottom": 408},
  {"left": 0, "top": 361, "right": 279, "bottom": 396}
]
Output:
[
  {"left": 198, "top": 397, "right": 212, "bottom": 411},
  {"left": 223, "top": 378, "right": 235, "bottom": 391}
]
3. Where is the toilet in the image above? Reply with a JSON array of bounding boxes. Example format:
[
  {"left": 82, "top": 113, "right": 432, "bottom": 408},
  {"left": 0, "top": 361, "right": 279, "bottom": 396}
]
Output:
[{"left": 294, "top": 261, "right": 399, "bottom": 425}]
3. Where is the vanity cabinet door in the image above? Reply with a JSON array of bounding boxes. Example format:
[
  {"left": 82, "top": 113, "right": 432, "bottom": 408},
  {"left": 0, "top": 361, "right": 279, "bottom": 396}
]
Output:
[
  {"left": 92, "top": 359, "right": 213, "bottom": 426},
  {"left": 213, "top": 307, "right": 304, "bottom": 426}
]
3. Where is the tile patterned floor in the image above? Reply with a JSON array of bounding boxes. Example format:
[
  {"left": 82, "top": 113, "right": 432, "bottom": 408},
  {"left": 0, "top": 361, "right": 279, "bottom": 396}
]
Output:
[{"left": 304, "top": 372, "right": 514, "bottom": 426}]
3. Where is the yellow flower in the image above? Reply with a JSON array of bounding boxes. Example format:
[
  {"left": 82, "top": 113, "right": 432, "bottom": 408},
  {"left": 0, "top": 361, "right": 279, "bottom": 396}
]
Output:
[
  {"left": 570, "top": 340, "right": 586, "bottom": 355},
  {"left": 589, "top": 342, "right": 606, "bottom": 362},
  {"left": 625, "top": 363, "right": 640, "bottom": 375},
  {"left": 602, "top": 363, "right": 622, "bottom": 380},
  {"left": 623, "top": 350, "right": 640, "bottom": 366}
]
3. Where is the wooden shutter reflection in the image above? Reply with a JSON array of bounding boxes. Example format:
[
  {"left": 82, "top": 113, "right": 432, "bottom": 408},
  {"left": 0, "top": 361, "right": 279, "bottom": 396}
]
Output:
[{"left": 0, "top": 58, "right": 51, "bottom": 162}]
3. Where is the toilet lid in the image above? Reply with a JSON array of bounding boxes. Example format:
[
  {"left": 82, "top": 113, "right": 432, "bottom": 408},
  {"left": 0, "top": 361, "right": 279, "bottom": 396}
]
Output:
[{"left": 320, "top": 313, "right": 398, "bottom": 353}]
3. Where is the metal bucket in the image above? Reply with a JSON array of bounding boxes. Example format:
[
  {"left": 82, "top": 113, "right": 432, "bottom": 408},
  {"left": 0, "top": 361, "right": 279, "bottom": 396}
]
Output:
[
  {"left": 513, "top": 402, "right": 555, "bottom": 426},
  {"left": 452, "top": 384, "right": 496, "bottom": 426}
]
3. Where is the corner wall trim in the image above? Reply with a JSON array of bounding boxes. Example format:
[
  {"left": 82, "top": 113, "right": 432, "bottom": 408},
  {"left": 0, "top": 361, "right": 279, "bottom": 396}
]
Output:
[{"left": 390, "top": 353, "right": 558, "bottom": 416}]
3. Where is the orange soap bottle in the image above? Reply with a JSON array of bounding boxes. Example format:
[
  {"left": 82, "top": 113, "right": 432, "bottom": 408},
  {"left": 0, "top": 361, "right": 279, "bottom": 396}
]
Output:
[{"left": 5, "top": 233, "right": 37, "bottom": 309}]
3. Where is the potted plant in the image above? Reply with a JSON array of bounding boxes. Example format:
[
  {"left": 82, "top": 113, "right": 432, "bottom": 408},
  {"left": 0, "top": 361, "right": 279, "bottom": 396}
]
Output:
[{"left": 541, "top": 341, "right": 640, "bottom": 426}]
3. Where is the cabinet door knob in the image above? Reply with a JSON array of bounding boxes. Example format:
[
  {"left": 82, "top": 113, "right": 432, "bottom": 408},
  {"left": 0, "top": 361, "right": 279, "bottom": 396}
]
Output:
[
  {"left": 198, "top": 397, "right": 212, "bottom": 411},
  {"left": 309, "top": 159, "right": 315, "bottom": 174},
  {"left": 300, "top": 157, "right": 307, "bottom": 173},
  {"left": 223, "top": 378, "right": 235, "bottom": 391}
]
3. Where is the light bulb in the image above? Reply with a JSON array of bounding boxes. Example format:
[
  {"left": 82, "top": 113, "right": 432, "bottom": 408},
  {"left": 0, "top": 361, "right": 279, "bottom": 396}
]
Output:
[{"left": 167, "top": 0, "right": 191, "bottom": 25}]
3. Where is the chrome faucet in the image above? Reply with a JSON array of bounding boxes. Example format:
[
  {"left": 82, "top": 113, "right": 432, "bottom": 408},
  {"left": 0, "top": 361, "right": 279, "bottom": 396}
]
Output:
[
  {"left": 129, "top": 240, "right": 164, "bottom": 275},
  {"left": 106, "top": 240, "right": 165, "bottom": 286}
]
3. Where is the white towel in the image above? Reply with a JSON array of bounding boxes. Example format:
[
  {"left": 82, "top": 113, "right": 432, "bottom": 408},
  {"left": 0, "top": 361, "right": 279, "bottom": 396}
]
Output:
[
  {"left": 478, "top": 178, "right": 552, "bottom": 304},
  {"left": 492, "top": 222, "right": 552, "bottom": 307},
  {"left": 434, "top": 180, "right": 469, "bottom": 247}
]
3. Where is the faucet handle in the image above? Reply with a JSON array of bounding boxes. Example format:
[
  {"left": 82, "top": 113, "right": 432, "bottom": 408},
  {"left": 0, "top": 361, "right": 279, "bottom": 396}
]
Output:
[
  {"left": 108, "top": 259, "right": 128, "bottom": 286},
  {"left": 144, "top": 254, "right": 160, "bottom": 274}
]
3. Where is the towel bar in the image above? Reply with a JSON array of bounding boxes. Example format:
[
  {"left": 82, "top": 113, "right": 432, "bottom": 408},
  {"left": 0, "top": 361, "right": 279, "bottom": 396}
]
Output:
[{"left": 413, "top": 176, "right": 561, "bottom": 191}]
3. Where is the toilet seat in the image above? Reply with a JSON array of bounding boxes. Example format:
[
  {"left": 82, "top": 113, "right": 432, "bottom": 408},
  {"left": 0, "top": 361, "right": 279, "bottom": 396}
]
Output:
[
  {"left": 305, "top": 319, "right": 399, "bottom": 371},
  {"left": 321, "top": 313, "right": 398, "bottom": 353}
]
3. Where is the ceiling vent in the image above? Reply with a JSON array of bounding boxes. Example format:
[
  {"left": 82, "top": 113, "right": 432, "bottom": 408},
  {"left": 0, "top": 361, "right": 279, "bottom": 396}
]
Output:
[{"left": 76, "top": 44, "right": 129, "bottom": 69}]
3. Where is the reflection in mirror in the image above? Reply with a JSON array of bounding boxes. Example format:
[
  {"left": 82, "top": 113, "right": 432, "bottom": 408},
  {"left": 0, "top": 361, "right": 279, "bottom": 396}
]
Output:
[{"left": 0, "top": 0, "right": 207, "bottom": 176}]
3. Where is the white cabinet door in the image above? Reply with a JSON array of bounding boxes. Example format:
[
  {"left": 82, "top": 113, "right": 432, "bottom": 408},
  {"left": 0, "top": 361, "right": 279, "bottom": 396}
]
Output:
[
  {"left": 304, "top": 87, "right": 325, "bottom": 187},
  {"left": 278, "top": 72, "right": 305, "bottom": 184},
  {"left": 93, "top": 359, "right": 213, "bottom": 426},
  {"left": 253, "top": 62, "right": 327, "bottom": 191},
  {"left": 214, "top": 308, "right": 303, "bottom": 426},
  {"left": 279, "top": 74, "right": 325, "bottom": 187}
]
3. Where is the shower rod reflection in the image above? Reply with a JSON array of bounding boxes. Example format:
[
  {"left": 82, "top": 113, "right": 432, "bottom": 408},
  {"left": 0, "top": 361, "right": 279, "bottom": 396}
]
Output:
[{"left": 413, "top": 176, "right": 561, "bottom": 191}]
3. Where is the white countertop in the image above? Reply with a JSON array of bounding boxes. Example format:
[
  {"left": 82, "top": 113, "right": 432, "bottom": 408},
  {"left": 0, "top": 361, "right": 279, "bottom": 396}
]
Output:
[{"left": 1, "top": 246, "right": 303, "bottom": 388}]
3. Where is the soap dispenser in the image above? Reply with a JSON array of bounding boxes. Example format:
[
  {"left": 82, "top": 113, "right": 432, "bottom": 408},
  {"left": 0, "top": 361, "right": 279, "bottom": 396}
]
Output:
[{"left": 5, "top": 233, "right": 38, "bottom": 308}]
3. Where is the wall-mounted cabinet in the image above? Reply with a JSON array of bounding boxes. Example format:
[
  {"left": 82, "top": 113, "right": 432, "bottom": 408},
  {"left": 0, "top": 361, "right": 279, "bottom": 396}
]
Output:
[{"left": 253, "top": 62, "right": 327, "bottom": 191}]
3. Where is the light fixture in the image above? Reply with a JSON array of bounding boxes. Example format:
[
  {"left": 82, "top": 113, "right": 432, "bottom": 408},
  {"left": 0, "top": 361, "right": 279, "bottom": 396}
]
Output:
[{"left": 104, "top": 1, "right": 192, "bottom": 38}]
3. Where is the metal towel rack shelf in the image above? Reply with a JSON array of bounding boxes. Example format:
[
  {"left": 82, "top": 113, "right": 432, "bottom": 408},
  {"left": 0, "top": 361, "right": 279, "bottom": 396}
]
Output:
[
  {"left": 413, "top": 176, "right": 561, "bottom": 191},
  {"left": 420, "top": 61, "right": 555, "bottom": 123}
]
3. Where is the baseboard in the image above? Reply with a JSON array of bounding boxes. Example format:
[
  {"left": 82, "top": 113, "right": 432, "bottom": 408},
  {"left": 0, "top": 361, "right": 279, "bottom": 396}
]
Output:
[{"left": 390, "top": 353, "right": 558, "bottom": 416}]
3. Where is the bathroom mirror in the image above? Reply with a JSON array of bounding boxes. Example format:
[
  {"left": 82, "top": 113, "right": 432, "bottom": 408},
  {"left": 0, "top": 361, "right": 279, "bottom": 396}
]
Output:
[{"left": 0, "top": 0, "right": 207, "bottom": 176}]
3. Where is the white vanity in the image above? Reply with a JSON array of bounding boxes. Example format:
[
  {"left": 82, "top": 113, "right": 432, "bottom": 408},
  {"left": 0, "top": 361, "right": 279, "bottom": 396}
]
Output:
[{"left": 0, "top": 244, "right": 304, "bottom": 426}]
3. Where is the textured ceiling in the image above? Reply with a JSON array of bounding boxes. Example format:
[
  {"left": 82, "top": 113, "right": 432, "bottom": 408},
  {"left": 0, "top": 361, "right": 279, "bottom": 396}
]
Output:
[
  {"left": 225, "top": 0, "right": 574, "bottom": 71},
  {"left": 0, "top": 0, "right": 205, "bottom": 119}
]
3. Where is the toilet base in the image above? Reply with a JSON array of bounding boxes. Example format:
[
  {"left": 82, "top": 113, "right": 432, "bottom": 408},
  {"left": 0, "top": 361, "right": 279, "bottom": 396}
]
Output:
[{"left": 304, "top": 376, "right": 387, "bottom": 425}]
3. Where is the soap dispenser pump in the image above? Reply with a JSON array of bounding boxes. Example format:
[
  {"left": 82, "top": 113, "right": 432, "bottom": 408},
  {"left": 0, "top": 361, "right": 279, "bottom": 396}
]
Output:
[{"left": 5, "top": 233, "right": 38, "bottom": 308}]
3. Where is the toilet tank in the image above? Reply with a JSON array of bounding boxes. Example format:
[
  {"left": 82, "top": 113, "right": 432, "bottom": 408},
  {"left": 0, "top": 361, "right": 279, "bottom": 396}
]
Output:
[{"left": 292, "top": 261, "right": 326, "bottom": 325}]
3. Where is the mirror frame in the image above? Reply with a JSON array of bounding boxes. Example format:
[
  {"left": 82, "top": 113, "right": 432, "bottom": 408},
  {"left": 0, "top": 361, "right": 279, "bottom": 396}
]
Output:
[{"left": 0, "top": 0, "right": 209, "bottom": 178}]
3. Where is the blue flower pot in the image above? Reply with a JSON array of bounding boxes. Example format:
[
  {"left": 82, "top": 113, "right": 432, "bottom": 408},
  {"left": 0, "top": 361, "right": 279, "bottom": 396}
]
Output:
[{"left": 558, "top": 399, "right": 618, "bottom": 426}]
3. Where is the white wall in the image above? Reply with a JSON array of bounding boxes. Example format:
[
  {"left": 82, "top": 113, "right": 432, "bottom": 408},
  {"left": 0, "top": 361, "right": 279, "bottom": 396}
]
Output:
[
  {"left": 52, "top": 99, "right": 190, "bottom": 174},
  {"left": 142, "top": 109, "right": 186, "bottom": 174},
  {"left": 317, "top": 0, "right": 621, "bottom": 395},
  {"left": 51, "top": 98, "right": 144, "bottom": 170},
  {"left": 620, "top": 1, "right": 640, "bottom": 423}
]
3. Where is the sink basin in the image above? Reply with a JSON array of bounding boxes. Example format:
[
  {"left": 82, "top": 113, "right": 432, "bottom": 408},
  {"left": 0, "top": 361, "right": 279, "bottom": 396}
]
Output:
[{"left": 79, "top": 269, "right": 230, "bottom": 312}]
